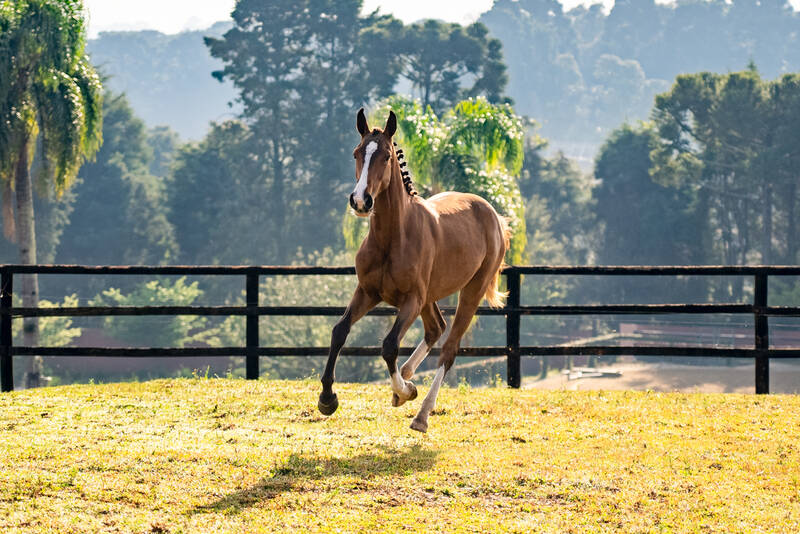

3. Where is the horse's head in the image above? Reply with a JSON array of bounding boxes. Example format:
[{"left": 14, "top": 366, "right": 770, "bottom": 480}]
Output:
[{"left": 350, "top": 108, "right": 396, "bottom": 216}]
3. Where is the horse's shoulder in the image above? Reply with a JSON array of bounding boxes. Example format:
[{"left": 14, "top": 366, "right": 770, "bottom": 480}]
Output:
[{"left": 355, "top": 240, "right": 378, "bottom": 271}]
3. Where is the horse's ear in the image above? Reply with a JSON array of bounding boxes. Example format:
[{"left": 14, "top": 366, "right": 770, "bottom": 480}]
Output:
[
  {"left": 357, "top": 108, "right": 369, "bottom": 136},
  {"left": 384, "top": 110, "right": 397, "bottom": 139}
]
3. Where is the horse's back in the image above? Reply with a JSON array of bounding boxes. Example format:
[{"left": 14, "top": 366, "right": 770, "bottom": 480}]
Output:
[{"left": 426, "top": 192, "right": 505, "bottom": 245}]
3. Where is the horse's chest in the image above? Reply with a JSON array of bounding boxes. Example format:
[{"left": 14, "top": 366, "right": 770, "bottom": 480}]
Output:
[{"left": 356, "top": 259, "right": 418, "bottom": 306}]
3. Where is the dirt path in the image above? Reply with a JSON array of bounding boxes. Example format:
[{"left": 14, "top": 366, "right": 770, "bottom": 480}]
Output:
[{"left": 524, "top": 357, "right": 800, "bottom": 394}]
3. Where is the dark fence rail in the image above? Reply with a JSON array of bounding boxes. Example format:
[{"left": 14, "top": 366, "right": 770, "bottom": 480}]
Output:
[{"left": 2, "top": 264, "right": 800, "bottom": 393}]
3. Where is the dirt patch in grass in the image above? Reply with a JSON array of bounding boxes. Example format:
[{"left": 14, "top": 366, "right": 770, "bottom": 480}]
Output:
[{"left": 526, "top": 359, "right": 800, "bottom": 394}]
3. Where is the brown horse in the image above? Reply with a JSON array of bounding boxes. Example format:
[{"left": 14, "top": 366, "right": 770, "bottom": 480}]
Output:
[{"left": 317, "top": 108, "right": 509, "bottom": 432}]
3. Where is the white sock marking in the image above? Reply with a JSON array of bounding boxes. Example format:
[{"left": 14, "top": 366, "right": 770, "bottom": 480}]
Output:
[
  {"left": 390, "top": 371, "right": 411, "bottom": 399},
  {"left": 401, "top": 340, "right": 429, "bottom": 379},
  {"left": 353, "top": 141, "right": 377, "bottom": 207},
  {"left": 416, "top": 365, "right": 445, "bottom": 423}
]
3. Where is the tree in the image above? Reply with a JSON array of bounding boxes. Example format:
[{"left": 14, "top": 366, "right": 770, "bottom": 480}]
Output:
[
  {"left": 204, "top": 0, "right": 310, "bottom": 260},
  {"left": 146, "top": 125, "right": 180, "bottom": 179},
  {"left": 477, "top": 0, "right": 800, "bottom": 148},
  {"left": 167, "top": 120, "right": 273, "bottom": 272},
  {"left": 0, "top": 0, "right": 102, "bottom": 387},
  {"left": 90, "top": 277, "right": 210, "bottom": 348},
  {"left": 206, "top": 0, "right": 401, "bottom": 259},
  {"left": 520, "top": 139, "right": 595, "bottom": 265},
  {"left": 295, "top": 1, "right": 404, "bottom": 253},
  {"left": 57, "top": 93, "right": 177, "bottom": 274},
  {"left": 651, "top": 69, "right": 776, "bottom": 277},
  {"left": 769, "top": 74, "right": 800, "bottom": 264},
  {"left": 399, "top": 19, "right": 511, "bottom": 115},
  {"left": 594, "top": 123, "right": 702, "bottom": 271}
]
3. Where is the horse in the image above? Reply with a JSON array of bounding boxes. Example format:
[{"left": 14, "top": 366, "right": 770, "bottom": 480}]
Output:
[{"left": 317, "top": 108, "right": 510, "bottom": 433}]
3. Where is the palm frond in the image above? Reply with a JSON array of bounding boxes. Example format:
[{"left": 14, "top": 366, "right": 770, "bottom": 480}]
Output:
[{"left": 448, "top": 97, "right": 524, "bottom": 175}]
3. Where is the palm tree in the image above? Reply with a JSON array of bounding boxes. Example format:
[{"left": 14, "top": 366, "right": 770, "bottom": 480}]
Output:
[{"left": 0, "top": 0, "right": 103, "bottom": 387}]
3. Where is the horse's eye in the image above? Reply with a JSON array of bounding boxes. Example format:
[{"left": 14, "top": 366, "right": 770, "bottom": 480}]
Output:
[{"left": 353, "top": 154, "right": 357, "bottom": 159}]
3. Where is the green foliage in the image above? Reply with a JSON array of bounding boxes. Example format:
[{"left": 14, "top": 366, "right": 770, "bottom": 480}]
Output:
[
  {"left": 479, "top": 0, "right": 800, "bottom": 148},
  {"left": 12, "top": 295, "right": 81, "bottom": 347},
  {"left": 373, "top": 95, "right": 527, "bottom": 263},
  {"left": 771, "top": 279, "right": 800, "bottom": 307},
  {"left": 57, "top": 92, "right": 177, "bottom": 267},
  {"left": 592, "top": 122, "right": 706, "bottom": 303},
  {"left": 651, "top": 69, "right": 800, "bottom": 268},
  {"left": 167, "top": 120, "right": 272, "bottom": 267},
  {"left": 205, "top": 0, "right": 403, "bottom": 259},
  {"left": 0, "top": 0, "right": 102, "bottom": 192},
  {"left": 89, "top": 277, "right": 210, "bottom": 348},
  {"left": 146, "top": 125, "right": 180, "bottom": 178},
  {"left": 520, "top": 140, "right": 595, "bottom": 265},
  {"left": 0, "top": 182, "right": 74, "bottom": 263},
  {"left": 399, "top": 19, "right": 511, "bottom": 114},
  {"left": 596, "top": 123, "right": 702, "bottom": 267}
]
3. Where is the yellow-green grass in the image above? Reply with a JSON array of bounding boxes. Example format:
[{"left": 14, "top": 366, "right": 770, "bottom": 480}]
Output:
[{"left": 1, "top": 379, "right": 799, "bottom": 533}]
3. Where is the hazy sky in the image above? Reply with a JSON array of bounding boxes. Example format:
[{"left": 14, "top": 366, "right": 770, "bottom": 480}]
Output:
[
  {"left": 85, "top": 0, "right": 800, "bottom": 37},
  {"left": 83, "top": 1, "right": 626, "bottom": 37}
]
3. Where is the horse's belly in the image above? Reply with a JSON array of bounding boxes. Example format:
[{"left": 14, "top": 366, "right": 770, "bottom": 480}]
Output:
[{"left": 427, "top": 213, "right": 491, "bottom": 300}]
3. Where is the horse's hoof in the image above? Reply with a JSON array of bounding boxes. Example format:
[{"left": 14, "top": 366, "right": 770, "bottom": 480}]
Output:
[
  {"left": 318, "top": 392, "right": 339, "bottom": 416},
  {"left": 392, "top": 381, "right": 417, "bottom": 407},
  {"left": 410, "top": 417, "right": 428, "bottom": 433}
]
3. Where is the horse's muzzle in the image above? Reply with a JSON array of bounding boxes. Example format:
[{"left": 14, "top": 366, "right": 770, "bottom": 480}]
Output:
[{"left": 349, "top": 192, "right": 373, "bottom": 216}]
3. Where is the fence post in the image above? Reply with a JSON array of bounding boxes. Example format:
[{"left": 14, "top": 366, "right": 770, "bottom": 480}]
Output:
[
  {"left": 754, "top": 273, "right": 769, "bottom": 394},
  {"left": 1, "top": 269, "right": 12, "bottom": 392},
  {"left": 506, "top": 270, "right": 521, "bottom": 388},
  {"left": 246, "top": 272, "right": 259, "bottom": 380}
]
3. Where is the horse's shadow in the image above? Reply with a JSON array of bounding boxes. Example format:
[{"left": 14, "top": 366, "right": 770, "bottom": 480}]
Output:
[{"left": 192, "top": 444, "right": 437, "bottom": 515}]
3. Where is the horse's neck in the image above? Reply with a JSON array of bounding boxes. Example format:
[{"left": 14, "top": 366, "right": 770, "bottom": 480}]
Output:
[{"left": 369, "top": 158, "right": 409, "bottom": 251}]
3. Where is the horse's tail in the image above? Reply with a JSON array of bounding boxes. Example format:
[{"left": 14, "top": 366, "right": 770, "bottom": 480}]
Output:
[{"left": 484, "top": 216, "right": 512, "bottom": 308}]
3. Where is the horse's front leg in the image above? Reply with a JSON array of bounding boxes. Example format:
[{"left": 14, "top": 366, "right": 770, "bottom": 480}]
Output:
[
  {"left": 383, "top": 297, "right": 423, "bottom": 407},
  {"left": 319, "top": 286, "right": 379, "bottom": 415}
]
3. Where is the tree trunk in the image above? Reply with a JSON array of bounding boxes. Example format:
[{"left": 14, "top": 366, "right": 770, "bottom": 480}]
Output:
[
  {"left": 270, "top": 138, "right": 286, "bottom": 261},
  {"left": 14, "top": 135, "right": 42, "bottom": 388},
  {"left": 762, "top": 182, "right": 772, "bottom": 264},
  {"left": 786, "top": 179, "right": 797, "bottom": 263}
]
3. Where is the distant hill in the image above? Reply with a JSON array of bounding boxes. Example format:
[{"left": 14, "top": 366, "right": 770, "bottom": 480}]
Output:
[
  {"left": 87, "top": 21, "right": 238, "bottom": 140},
  {"left": 480, "top": 0, "right": 800, "bottom": 165}
]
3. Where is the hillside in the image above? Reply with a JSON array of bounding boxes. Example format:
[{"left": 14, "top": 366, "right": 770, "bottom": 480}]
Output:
[
  {"left": 2, "top": 379, "right": 799, "bottom": 532},
  {"left": 87, "top": 22, "right": 237, "bottom": 140},
  {"left": 480, "top": 0, "right": 800, "bottom": 162}
]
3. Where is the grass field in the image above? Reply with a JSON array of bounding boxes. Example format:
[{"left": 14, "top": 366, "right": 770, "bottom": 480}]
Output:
[{"left": 1, "top": 378, "right": 799, "bottom": 533}]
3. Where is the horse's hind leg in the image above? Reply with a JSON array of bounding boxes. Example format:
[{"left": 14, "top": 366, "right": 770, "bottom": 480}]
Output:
[
  {"left": 410, "top": 271, "right": 493, "bottom": 433},
  {"left": 319, "top": 286, "right": 379, "bottom": 415},
  {"left": 400, "top": 301, "right": 446, "bottom": 381}
]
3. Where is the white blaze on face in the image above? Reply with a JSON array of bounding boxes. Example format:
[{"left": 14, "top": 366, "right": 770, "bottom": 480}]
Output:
[{"left": 353, "top": 141, "right": 378, "bottom": 208}]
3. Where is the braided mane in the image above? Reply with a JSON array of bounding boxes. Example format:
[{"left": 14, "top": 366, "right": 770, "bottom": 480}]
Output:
[{"left": 393, "top": 142, "right": 418, "bottom": 197}]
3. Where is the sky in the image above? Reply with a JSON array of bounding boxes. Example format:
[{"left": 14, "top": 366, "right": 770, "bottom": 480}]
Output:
[
  {"left": 83, "top": 0, "right": 624, "bottom": 37},
  {"left": 85, "top": 0, "right": 800, "bottom": 37}
]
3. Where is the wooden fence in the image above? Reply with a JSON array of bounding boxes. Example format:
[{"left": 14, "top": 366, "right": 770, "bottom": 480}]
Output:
[{"left": 2, "top": 264, "right": 800, "bottom": 393}]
